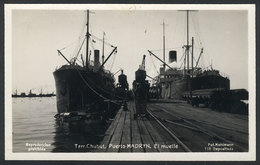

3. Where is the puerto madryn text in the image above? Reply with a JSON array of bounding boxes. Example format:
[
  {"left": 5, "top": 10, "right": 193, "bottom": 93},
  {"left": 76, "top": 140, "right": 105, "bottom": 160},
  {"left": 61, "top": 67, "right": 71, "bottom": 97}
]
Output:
[{"left": 75, "top": 143, "right": 178, "bottom": 150}]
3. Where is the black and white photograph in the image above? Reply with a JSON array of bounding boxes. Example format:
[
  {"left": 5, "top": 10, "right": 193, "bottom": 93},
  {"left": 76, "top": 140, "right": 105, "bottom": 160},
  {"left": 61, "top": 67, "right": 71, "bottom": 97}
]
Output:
[{"left": 4, "top": 4, "right": 256, "bottom": 161}]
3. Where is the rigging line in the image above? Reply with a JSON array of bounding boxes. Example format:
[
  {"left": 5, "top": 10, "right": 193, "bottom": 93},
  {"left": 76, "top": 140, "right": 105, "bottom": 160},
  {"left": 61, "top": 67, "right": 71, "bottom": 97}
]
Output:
[
  {"left": 82, "top": 68, "right": 125, "bottom": 100},
  {"left": 84, "top": 73, "right": 114, "bottom": 96},
  {"left": 74, "top": 38, "right": 86, "bottom": 64},
  {"left": 90, "top": 36, "right": 95, "bottom": 51},
  {"left": 194, "top": 13, "right": 203, "bottom": 46},
  {"left": 183, "top": 49, "right": 187, "bottom": 70},
  {"left": 179, "top": 48, "right": 186, "bottom": 62},
  {"left": 91, "top": 34, "right": 114, "bottom": 47},
  {"left": 88, "top": 30, "right": 96, "bottom": 61},
  {"left": 193, "top": 47, "right": 202, "bottom": 50},
  {"left": 191, "top": 14, "right": 202, "bottom": 46},
  {"left": 182, "top": 13, "right": 186, "bottom": 48},
  {"left": 172, "top": 12, "right": 179, "bottom": 47},
  {"left": 59, "top": 39, "right": 78, "bottom": 51},
  {"left": 75, "top": 58, "right": 83, "bottom": 66},
  {"left": 149, "top": 54, "right": 160, "bottom": 75},
  {"left": 179, "top": 61, "right": 183, "bottom": 69},
  {"left": 75, "top": 54, "right": 85, "bottom": 65},
  {"left": 189, "top": 51, "right": 198, "bottom": 63},
  {"left": 109, "top": 52, "right": 116, "bottom": 71},
  {"left": 89, "top": 22, "right": 94, "bottom": 56},
  {"left": 151, "top": 47, "right": 183, "bottom": 52},
  {"left": 80, "top": 13, "right": 87, "bottom": 37},
  {"left": 74, "top": 67, "right": 121, "bottom": 105},
  {"left": 203, "top": 49, "right": 211, "bottom": 67},
  {"left": 80, "top": 24, "right": 86, "bottom": 38},
  {"left": 72, "top": 37, "right": 81, "bottom": 60},
  {"left": 178, "top": 48, "right": 186, "bottom": 69}
]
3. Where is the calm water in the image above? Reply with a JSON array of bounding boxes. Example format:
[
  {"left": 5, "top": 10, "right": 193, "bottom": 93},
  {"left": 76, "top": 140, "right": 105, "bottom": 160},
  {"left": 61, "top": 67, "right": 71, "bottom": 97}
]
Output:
[{"left": 12, "top": 97, "right": 105, "bottom": 152}]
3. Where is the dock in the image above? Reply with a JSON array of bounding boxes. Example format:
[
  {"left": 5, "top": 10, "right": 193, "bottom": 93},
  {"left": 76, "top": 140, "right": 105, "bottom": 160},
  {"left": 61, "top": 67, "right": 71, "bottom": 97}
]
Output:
[
  {"left": 95, "top": 101, "right": 248, "bottom": 152},
  {"left": 96, "top": 101, "right": 185, "bottom": 152}
]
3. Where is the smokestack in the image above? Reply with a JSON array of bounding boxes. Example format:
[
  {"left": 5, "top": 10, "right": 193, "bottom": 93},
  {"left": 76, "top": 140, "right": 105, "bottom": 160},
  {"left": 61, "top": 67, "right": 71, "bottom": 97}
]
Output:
[
  {"left": 94, "top": 50, "right": 100, "bottom": 68},
  {"left": 169, "top": 50, "right": 177, "bottom": 63}
]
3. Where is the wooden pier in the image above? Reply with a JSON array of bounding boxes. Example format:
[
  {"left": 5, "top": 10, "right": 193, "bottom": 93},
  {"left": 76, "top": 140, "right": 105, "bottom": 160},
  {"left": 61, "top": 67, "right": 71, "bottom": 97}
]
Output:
[
  {"left": 96, "top": 101, "right": 184, "bottom": 152},
  {"left": 96, "top": 101, "right": 248, "bottom": 152}
]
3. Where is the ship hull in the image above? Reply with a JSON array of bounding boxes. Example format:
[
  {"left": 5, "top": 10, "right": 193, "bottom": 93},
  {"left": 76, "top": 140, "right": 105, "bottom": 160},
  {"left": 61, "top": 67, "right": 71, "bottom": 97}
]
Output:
[
  {"left": 161, "top": 75, "right": 230, "bottom": 99},
  {"left": 161, "top": 77, "right": 189, "bottom": 99},
  {"left": 53, "top": 65, "right": 115, "bottom": 114}
]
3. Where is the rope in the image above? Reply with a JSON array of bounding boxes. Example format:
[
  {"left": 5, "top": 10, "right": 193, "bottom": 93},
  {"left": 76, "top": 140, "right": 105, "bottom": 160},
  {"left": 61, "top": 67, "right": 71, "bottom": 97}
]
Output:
[
  {"left": 149, "top": 54, "right": 160, "bottom": 75},
  {"left": 72, "top": 31, "right": 121, "bottom": 99},
  {"left": 59, "top": 40, "right": 78, "bottom": 51},
  {"left": 172, "top": 12, "right": 179, "bottom": 48},
  {"left": 178, "top": 48, "right": 186, "bottom": 69},
  {"left": 179, "top": 47, "right": 186, "bottom": 62},
  {"left": 79, "top": 67, "right": 126, "bottom": 100},
  {"left": 91, "top": 34, "right": 115, "bottom": 47},
  {"left": 73, "top": 66, "right": 121, "bottom": 105},
  {"left": 58, "top": 15, "right": 122, "bottom": 102},
  {"left": 183, "top": 14, "right": 186, "bottom": 47},
  {"left": 73, "top": 38, "right": 86, "bottom": 64},
  {"left": 183, "top": 49, "right": 187, "bottom": 70},
  {"left": 75, "top": 58, "right": 84, "bottom": 66},
  {"left": 90, "top": 36, "right": 95, "bottom": 52},
  {"left": 191, "top": 13, "right": 203, "bottom": 46},
  {"left": 150, "top": 47, "right": 182, "bottom": 52},
  {"left": 189, "top": 51, "right": 198, "bottom": 64},
  {"left": 109, "top": 52, "right": 116, "bottom": 71},
  {"left": 60, "top": 15, "right": 86, "bottom": 53}
]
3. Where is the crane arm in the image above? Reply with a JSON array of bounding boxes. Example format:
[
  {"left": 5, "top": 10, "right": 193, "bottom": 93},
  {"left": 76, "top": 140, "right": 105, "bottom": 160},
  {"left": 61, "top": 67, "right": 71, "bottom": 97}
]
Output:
[
  {"left": 139, "top": 55, "right": 146, "bottom": 70},
  {"left": 148, "top": 50, "right": 175, "bottom": 71}
]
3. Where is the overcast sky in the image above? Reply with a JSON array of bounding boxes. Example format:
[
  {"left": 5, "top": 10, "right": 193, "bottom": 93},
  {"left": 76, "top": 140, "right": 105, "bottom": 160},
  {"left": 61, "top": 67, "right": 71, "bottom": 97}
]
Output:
[{"left": 11, "top": 9, "right": 248, "bottom": 94}]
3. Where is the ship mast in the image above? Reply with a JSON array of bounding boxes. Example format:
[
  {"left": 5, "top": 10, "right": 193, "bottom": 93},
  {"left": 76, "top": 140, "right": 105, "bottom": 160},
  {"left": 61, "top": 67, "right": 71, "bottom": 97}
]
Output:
[
  {"left": 162, "top": 21, "right": 166, "bottom": 71},
  {"left": 102, "top": 32, "right": 105, "bottom": 64},
  {"left": 86, "top": 10, "right": 90, "bottom": 68},
  {"left": 182, "top": 10, "right": 191, "bottom": 76},
  {"left": 186, "top": 10, "right": 189, "bottom": 73},
  {"left": 183, "top": 10, "right": 198, "bottom": 76},
  {"left": 191, "top": 37, "right": 194, "bottom": 78}
]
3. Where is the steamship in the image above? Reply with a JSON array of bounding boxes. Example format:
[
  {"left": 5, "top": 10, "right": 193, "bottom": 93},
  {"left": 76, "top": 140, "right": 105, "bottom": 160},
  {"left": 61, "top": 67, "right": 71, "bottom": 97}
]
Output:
[
  {"left": 53, "top": 10, "right": 118, "bottom": 123},
  {"left": 148, "top": 11, "right": 230, "bottom": 100}
]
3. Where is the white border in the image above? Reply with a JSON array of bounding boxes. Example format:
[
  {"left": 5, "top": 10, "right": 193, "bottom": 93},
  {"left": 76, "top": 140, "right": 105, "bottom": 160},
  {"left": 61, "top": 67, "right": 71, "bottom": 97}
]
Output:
[{"left": 4, "top": 4, "right": 256, "bottom": 161}]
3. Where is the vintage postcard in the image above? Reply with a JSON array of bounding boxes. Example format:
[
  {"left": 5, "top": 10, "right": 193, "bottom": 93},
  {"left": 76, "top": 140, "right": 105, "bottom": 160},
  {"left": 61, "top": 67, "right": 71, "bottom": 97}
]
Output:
[{"left": 4, "top": 4, "right": 256, "bottom": 161}]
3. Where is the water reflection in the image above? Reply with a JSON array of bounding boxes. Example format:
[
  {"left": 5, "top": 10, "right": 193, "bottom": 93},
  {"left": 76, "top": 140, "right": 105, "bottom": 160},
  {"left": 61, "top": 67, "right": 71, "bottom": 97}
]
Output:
[
  {"left": 12, "top": 97, "right": 120, "bottom": 152},
  {"left": 52, "top": 120, "right": 107, "bottom": 152},
  {"left": 52, "top": 102, "right": 120, "bottom": 152}
]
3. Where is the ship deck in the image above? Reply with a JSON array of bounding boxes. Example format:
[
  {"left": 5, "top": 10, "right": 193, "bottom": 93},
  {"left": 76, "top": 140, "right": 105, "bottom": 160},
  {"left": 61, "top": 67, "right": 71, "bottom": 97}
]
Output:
[{"left": 95, "top": 101, "right": 248, "bottom": 152}]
